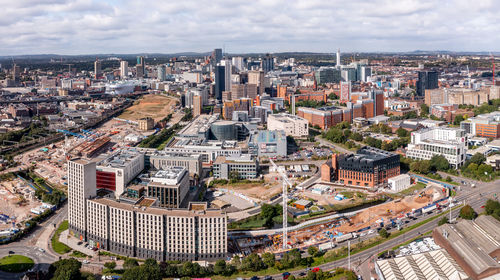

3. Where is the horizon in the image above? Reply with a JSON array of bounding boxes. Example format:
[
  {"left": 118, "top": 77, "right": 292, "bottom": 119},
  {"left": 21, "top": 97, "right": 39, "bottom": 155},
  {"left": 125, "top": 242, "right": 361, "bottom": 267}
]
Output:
[{"left": 1, "top": 0, "right": 499, "bottom": 56}]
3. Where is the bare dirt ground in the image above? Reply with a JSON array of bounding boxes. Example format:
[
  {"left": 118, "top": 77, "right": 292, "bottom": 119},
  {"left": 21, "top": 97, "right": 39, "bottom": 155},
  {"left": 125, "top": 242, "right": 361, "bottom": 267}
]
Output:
[
  {"left": 0, "top": 179, "right": 42, "bottom": 229},
  {"left": 119, "top": 94, "right": 178, "bottom": 122}
]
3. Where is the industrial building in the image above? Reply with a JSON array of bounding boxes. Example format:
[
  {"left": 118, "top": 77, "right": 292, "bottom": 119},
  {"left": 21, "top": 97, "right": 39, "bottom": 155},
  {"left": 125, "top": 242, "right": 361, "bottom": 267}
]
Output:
[
  {"left": 375, "top": 249, "right": 470, "bottom": 280},
  {"left": 248, "top": 130, "right": 287, "bottom": 157},
  {"left": 267, "top": 113, "right": 309, "bottom": 137},
  {"left": 387, "top": 174, "right": 411, "bottom": 192},
  {"left": 213, "top": 155, "right": 259, "bottom": 179},
  {"left": 433, "top": 215, "right": 500, "bottom": 279},
  {"left": 406, "top": 127, "right": 467, "bottom": 169}
]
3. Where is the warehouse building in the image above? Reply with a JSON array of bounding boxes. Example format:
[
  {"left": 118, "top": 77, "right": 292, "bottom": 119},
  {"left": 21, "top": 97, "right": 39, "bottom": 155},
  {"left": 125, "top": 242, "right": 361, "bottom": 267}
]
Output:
[{"left": 433, "top": 215, "right": 500, "bottom": 279}]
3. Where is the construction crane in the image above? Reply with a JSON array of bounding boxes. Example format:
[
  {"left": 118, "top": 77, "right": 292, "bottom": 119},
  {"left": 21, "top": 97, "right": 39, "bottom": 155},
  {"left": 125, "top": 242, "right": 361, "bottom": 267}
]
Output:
[
  {"left": 269, "top": 159, "right": 293, "bottom": 250},
  {"left": 491, "top": 53, "right": 496, "bottom": 85},
  {"left": 466, "top": 65, "right": 471, "bottom": 88}
]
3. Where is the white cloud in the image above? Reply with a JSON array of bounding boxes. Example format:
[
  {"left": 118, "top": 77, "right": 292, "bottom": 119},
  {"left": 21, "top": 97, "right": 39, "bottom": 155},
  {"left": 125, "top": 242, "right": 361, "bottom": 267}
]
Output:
[{"left": 0, "top": 0, "right": 497, "bottom": 55}]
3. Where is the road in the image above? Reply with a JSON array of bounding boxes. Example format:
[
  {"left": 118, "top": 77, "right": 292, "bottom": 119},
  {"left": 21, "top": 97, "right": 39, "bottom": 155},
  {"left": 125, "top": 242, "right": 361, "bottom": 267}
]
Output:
[
  {"left": 0, "top": 205, "right": 67, "bottom": 280},
  {"left": 315, "top": 136, "right": 352, "bottom": 154},
  {"left": 269, "top": 175, "right": 500, "bottom": 279}
]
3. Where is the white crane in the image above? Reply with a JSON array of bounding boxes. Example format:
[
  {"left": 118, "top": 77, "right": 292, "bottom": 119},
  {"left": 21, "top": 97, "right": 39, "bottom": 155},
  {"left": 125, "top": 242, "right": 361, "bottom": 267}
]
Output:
[{"left": 269, "top": 159, "right": 293, "bottom": 249}]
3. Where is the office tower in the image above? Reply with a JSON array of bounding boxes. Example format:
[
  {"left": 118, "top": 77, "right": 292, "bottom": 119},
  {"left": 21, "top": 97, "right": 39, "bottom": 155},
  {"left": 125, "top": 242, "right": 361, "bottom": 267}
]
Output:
[
  {"left": 215, "top": 65, "right": 225, "bottom": 101},
  {"left": 248, "top": 70, "right": 265, "bottom": 95},
  {"left": 231, "top": 84, "right": 257, "bottom": 100},
  {"left": 417, "top": 71, "right": 439, "bottom": 96},
  {"left": 212, "top": 48, "right": 222, "bottom": 66},
  {"left": 315, "top": 67, "right": 341, "bottom": 84},
  {"left": 94, "top": 59, "right": 102, "bottom": 79},
  {"left": 12, "top": 64, "right": 21, "bottom": 81},
  {"left": 360, "top": 66, "right": 372, "bottom": 82},
  {"left": 260, "top": 53, "right": 274, "bottom": 73},
  {"left": 336, "top": 49, "right": 341, "bottom": 67},
  {"left": 193, "top": 95, "right": 202, "bottom": 117},
  {"left": 120, "top": 60, "right": 128, "bottom": 79},
  {"left": 136, "top": 56, "right": 145, "bottom": 78},
  {"left": 68, "top": 158, "right": 96, "bottom": 240},
  {"left": 223, "top": 59, "right": 232, "bottom": 92},
  {"left": 157, "top": 65, "right": 166, "bottom": 81},
  {"left": 232, "top": 56, "right": 245, "bottom": 72}
]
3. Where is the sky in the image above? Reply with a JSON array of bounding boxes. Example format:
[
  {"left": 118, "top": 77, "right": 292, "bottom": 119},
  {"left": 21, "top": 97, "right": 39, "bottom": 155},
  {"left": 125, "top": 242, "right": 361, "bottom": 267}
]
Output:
[{"left": 0, "top": 0, "right": 498, "bottom": 55}]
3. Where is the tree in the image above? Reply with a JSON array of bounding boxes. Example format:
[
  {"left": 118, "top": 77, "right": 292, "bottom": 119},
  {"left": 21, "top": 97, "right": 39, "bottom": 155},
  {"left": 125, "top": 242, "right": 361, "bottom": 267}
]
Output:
[
  {"left": 49, "top": 258, "right": 82, "bottom": 280},
  {"left": 241, "top": 253, "right": 265, "bottom": 272},
  {"left": 430, "top": 155, "right": 449, "bottom": 171},
  {"left": 261, "top": 204, "right": 277, "bottom": 220},
  {"left": 104, "top": 261, "right": 117, "bottom": 271},
  {"left": 379, "top": 228, "right": 390, "bottom": 238},
  {"left": 396, "top": 127, "right": 408, "bottom": 138},
  {"left": 469, "top": 153, "right": 486, "bottom": 165},
  {"left": 214, "top": 260, "right": 227, "bottom": 275},
  {"left": 231, "top": 255, "right": 241, "bottom": 269},
  {"left": 123, "top": 258, "right": 139, "bottom": 270},
  {"left": 453, "top": 115, "right": 464, "bottom": 125},
  {"left": 350, "top": 132, "right": 363, "bottom": 142},
  {"left": 459, "top": 205, "right": 477, "bottom": 220},
  {"left": 420, "top": 104, "right": 429, "bottom": 116},
  {"left": 262, "top": 252, "right": 275, "bottom": 268},
  {"left": 307, "top": 246, "right": 319, "bottom": 257},
  {"left": 438, "top": 217, "right": 449, "bottom": 226},
  {"left": 484, "top": 199, "right": 500, "bottom": 215},
  {"left": 180, "top": 262, "right": 201, "bottom": 277},
  {"left": 122, "top": 259, "right": 162, "bottom": 280}
]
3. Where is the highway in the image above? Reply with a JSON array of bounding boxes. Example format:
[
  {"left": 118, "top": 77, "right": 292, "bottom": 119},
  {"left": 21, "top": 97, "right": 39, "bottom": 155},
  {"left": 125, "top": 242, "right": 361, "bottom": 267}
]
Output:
[{"left": 268, "top": 176, "right": 500, "bottom": 279}]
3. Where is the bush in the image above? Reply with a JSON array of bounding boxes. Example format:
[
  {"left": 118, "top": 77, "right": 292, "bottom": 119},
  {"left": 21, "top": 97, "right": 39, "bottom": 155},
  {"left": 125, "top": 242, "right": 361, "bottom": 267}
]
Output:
[
  {"left": 379, "top": 228, "right": 390, "bottom": 238},
  {"left": 438, "top": 217, "right": 449, "bottom": 226}
]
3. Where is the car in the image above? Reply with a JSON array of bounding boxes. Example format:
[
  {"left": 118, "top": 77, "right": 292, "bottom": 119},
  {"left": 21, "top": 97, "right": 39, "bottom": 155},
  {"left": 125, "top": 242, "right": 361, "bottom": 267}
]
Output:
[
  {"left": 77, "top": 241, "right": 83, "bottom": 245},
  {"left": 39, "top": 248, "right": 45, "bottom": 253},
  {"left": 8, "top": 251, "right": 14, "bottom": 254},
  {"left": 250, "top": 277, "right": 259, "bottom": 280},
  {"left": 299, "top": 272, "right": 306, "bottom": 276},
  {"left": 82, "top": 260, "right": 89, "bottom": 264},
  {"left": 264, "top": 276, "right": 272, "bottom": 280},
  {"left": 282, "top": 272, "right": 291, "bottom": 279}
]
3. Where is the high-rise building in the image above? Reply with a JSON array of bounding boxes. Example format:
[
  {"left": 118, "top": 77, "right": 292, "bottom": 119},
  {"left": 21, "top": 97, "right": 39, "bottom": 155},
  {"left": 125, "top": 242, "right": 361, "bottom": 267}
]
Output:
[
  {"left": 212, "top": 48, "right": 222, "bottom": 66},
  {"left": 336, "top": 49, "right": 341, "bottom": 67},
  {"left": 120, "top": 61, "right": 128, "bottom": 79},
  {"left": 248, "top": 70, "right": 265, "bottom": 95},
  {"left": 260, "top": 53, "right": 274, "bottom": 73},
  {"left": 232, "top": 56, "right": 245, "bottom": 72},
  {"left": 215, "top": 65, "right": 225, "bottom": 101},
  {"left": 193, "top": 95, "right": 202, "bottom": 117},
  {"left": 12, "top": 64, "right": 21, "bottom": 81},
  {"left": 68, "top": 158, "right": 96, "bottom": 240},
  {"left": 360, "top": 66, "right": 372, "bottom": 82},
  {"left": 136, "top": 56, "right": 145, "bottom": 78},
  {"left": 223, "top": 59, "right": 232, "bottom": 92},
  {"left": 315, "top": 67, "right": 341, "bottom": 84},
  {"left": 417, "top": 71, "right": 439, "bottom": 96},
  {"left": 94, "top": 59, "right": 102, "bottom": 79},
  {"left": 157, "top": 65, "right": 166, "bottom": 81}
]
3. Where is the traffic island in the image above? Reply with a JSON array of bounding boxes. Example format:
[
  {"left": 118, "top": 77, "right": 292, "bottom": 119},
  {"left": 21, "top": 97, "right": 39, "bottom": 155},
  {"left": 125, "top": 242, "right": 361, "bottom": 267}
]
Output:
[{"left": 0, "top": 255, "right": 34, "bottom": 273}]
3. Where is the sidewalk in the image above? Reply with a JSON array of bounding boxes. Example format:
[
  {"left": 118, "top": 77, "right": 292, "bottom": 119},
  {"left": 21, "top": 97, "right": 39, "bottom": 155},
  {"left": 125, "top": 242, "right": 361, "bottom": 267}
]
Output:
[{"left": 59, "top": 229, "right": 96, "bottom": 256}]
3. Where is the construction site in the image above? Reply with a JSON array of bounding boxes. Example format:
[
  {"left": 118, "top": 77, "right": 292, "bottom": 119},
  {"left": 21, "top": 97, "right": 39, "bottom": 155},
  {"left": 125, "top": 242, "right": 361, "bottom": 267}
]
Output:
[{"left": 229, "top": 183, "right": 448, "bottom": 256}]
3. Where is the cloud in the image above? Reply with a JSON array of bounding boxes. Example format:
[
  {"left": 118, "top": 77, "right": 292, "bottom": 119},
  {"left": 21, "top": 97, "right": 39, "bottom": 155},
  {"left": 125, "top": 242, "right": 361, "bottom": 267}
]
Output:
[{"left": 0, "top": 0, "right": 497, "bottom": 55}]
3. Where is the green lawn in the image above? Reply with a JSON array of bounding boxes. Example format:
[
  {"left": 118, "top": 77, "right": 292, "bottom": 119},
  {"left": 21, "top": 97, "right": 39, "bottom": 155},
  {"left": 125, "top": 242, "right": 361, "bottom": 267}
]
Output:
[
  {"left": 0, "top": 255, "right": 34, "bottom": 273},
  {"left": 52, "top": 220, "right": 72, "bottom": 254},
  {"left": 69, "top": 250, "right": 88, "bottom": 258}
]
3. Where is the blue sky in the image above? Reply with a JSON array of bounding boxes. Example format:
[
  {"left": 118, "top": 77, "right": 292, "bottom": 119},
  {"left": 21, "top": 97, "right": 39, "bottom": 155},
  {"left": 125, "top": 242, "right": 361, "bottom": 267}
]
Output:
[{"left": 0, "top": 0, "right": 497, "bottom": 55}]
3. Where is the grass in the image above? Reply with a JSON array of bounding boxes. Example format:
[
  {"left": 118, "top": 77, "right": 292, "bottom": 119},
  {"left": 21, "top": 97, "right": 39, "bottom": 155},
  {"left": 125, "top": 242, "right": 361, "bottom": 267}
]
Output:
[
  {"left": 52, "top": 220, "right": 72, "bottom": 254},
  {"left": 0, "top": 255, "right": 34, "bottom": 273},
  {"left": 70, "top": 250, "right": 89, "bottom": 258},
  {"left": 399, "top": 182, "right": 426, "bottom": 196}
]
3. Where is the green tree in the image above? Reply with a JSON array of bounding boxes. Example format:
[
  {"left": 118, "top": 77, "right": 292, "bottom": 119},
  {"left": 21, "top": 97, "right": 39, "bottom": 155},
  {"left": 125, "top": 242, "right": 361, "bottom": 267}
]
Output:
[
  {"left": 49, "top": 258, "right": 82, "bottom": 280},
  {"left": 469, "top": 153, "right": 486, "bottom": 165},
  {"left": 379, "top": 228, "right": 390, "bottom": 238},
  {"left": 104, "top": 261, "right": 116, "bottom": 271},
  {"left": 430, "top": 155, "right": 450, "bottom": 171},
  {"left": 260, "top": 204, "right": 277, "bottom": 220},
  {"left": 396, "top": 127, "right": 408, "bottom": 137},
  {"left": 484, "top": 199, "right": 500, "bottom": 215},
  {"left": 350, "top": 132, "right": 363, "bottom": 141},
  {"left": 180, "top": 262, "right": 201, "bottom": 277},
  {"left": 438, "top": 217, "right": 449, "bottom": 226},
  {"left": 262, "top": 252, "right": 276, "bottom": 268},
  {"left": 213, "top": 260, "right": 227, "bottom": 275},
  {"left": 420, "top": 104, "right": 429, "bottom": 116},
  {"left": 123, "top": 258, "right": 139, "bottom": 270},
  {"left": 307, "top": 246, "right": 319, "bottom": 257},
  {"left": 453, "top": 115, "right": 464, "bottom": 125},
  {"left": 231, "top": 255, "right": 241, "bottom": 269},
  {"left": 459, "top": 205, "right": 477, "bottom": 220},
  {"left": 241, "top": 253, "right": 265, "bottom": 272}
]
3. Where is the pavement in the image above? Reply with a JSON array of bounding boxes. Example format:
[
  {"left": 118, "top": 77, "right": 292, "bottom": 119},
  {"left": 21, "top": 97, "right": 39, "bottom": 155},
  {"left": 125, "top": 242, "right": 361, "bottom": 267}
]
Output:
[{"left": 315, "top": 135, "right": 352, "bottom": 154}]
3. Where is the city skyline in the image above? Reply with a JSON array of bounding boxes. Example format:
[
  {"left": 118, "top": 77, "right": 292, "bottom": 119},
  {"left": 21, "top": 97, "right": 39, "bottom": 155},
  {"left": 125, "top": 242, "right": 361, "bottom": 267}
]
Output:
[{"left": 0, "top": 0, "right": 498, "bottom": 56}]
